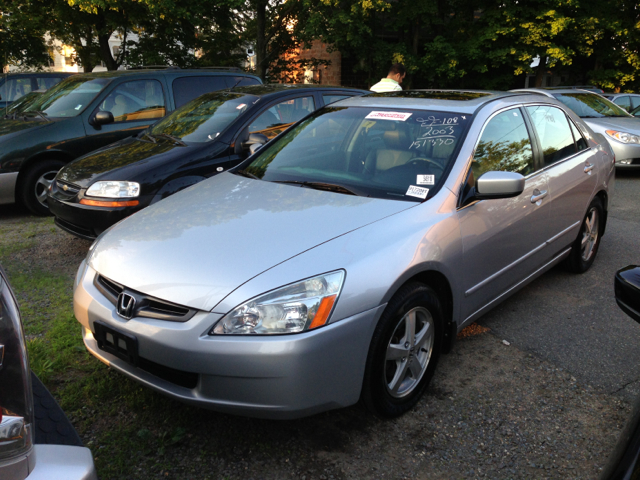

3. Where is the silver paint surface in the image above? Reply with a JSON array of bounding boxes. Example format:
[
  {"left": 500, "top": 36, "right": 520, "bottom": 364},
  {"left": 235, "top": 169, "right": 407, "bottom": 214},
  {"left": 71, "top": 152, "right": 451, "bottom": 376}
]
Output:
[{"left": 77, "top": 93, "right": 613, "bottom": 417}]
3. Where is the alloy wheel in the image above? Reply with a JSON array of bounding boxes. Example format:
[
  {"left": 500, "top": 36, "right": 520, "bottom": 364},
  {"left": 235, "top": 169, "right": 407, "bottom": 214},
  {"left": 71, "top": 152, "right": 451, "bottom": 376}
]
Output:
[
  {"left": 385, "top": 306, "right": 434, "bottom": 398},
  {"left": 580, "top": 207, "right": 599, "bottom": 262},
  {"left": 34, "top": 170, "right": 58, "bottom": 208}
]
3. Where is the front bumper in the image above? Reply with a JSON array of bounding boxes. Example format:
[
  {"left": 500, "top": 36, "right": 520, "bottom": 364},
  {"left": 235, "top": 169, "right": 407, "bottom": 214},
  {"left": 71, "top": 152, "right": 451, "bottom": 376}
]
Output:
[
  {"left": 48, "top": 194, "right": 152, "bottom": 240},
  {"left": 74, "top": 264, "right": 383, "bottom": 419},
  {"left": 609, "top": 142, "right": 640, "bottom": 168},
  {"left": 1, "top": 445, "right": 96, "bottom": 480}
]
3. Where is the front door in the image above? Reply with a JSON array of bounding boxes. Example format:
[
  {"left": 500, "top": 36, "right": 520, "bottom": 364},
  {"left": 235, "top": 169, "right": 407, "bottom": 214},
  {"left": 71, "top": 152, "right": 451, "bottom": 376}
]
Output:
[
  {"left": 458, "top": 107, "right": 552, "bottom": 321},
  {"left": 83, "top": 79, "right": 167, "bottom": 154}
]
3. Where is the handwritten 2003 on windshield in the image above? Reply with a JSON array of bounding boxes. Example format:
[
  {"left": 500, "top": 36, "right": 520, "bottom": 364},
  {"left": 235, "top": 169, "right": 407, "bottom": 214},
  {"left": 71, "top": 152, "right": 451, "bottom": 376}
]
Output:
[{"left": 410, "top": 116, "right": 463, "bottom": 149}]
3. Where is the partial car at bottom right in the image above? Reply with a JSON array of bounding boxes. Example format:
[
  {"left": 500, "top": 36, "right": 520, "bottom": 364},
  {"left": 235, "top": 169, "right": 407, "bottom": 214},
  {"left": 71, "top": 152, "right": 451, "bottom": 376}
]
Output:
[
  {"left": 600, "top": 266, "right": 640, "bottom": 479},
  {"left": 74, "top": 90, "right": 614, "bottom": 419}
]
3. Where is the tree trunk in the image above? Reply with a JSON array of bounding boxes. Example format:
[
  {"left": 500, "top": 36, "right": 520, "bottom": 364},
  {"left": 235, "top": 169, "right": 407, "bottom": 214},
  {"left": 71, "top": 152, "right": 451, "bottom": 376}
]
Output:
[
  {"left": 534, "top": 55, "right": 547, "bottom": 88},
  {"left": 98, "top": 33, "right": 117, "bottom": 70},
  {"left": 255, "top": 0, "right": 267, "bottom": 81}
]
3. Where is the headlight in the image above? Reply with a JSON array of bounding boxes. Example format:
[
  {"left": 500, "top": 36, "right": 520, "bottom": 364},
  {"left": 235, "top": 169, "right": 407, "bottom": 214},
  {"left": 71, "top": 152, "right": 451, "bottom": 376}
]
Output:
[
  {"left": 605, "top": 130, "right": 640, "bottom": 144},
  {"left": 211, "top": 270, "right": 345, "bottom": 335},
  {"left": 86, "top": 181, "right": 140, "bottom": 198}
]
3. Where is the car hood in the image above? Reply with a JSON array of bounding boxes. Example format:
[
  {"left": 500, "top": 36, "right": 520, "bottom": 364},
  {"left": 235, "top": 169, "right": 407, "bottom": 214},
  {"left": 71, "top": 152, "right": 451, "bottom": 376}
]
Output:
[
  {"left": 57, "top": 137, "right": 184, "bottom": 188},
  {"left": 583, "top": 116, "right": 640, "bottom": 133},
  {"left": 0, "top": 118, "right": 51, "bottom": 142},
  {"left": 89, "top": 173, "right": 417, "bottom": 311}
]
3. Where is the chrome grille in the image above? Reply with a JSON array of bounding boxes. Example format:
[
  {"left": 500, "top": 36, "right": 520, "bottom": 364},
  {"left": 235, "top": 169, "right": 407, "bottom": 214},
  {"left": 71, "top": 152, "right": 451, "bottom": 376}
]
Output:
[
  {"left": 94, "top": 274, "right": 196, "bottom": 322},
  {"left": 56, "top": 180, "right": 81, "bottom": 195}
]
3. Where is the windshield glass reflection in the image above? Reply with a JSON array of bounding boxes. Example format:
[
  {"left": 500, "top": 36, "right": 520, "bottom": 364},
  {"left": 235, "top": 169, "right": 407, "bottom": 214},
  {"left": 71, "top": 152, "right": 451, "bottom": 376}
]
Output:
[
  {"left": 554, "top": 93, "right": 630, "bottom": 118},
  {"left": 150, "top": 92, "right": 259, "bottom": 143},
  {"left": 25, "top": 77, "right": 111, "bottom": 118}
]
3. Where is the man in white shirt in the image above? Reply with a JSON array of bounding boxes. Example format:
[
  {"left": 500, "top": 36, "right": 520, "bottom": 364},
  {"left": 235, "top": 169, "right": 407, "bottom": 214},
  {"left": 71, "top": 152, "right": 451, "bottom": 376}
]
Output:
[{"left": 370, "top": 64, "right": 406, "bottom": 92}]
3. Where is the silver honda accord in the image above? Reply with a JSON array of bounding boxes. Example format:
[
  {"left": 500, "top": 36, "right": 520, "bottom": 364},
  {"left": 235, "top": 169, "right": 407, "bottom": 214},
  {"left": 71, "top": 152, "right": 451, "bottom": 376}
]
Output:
[{"left": 73, "top": 91, "right": 615, "bottom": 419}]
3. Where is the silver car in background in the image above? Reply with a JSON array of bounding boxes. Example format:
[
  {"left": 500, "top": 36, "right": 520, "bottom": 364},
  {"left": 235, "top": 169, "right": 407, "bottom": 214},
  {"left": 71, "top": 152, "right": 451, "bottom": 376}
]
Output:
[
  {"left": 73, "top": 90, "right": 614, "bottom": 419},
  {"left": 514, "top": 88, "right": 640, "bottom": 168}
]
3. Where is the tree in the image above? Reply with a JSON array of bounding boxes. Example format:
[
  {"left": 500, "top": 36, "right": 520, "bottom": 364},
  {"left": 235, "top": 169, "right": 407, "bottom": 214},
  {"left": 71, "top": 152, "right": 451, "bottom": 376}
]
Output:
[{"left": 0, "top": 1, "right": 50, "bottom": 72}]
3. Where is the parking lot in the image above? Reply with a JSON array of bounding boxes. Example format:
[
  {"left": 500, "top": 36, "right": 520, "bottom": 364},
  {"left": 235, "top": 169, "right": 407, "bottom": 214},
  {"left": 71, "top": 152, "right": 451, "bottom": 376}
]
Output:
[{"left": 0, "top": 170, "right": 638, "bottom": 479}]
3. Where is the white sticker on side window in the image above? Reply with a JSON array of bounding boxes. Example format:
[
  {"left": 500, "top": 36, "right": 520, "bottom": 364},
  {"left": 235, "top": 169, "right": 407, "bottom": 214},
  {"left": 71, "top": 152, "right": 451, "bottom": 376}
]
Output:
[
  {"left": 365, "top": 111, "right": 412, "bottom": 121},
  {"left": 416, "top": 175, "right": 435, "bottom": 185},
  {"left": 406, "top": 186, "right": 429, "bottom": 199}
]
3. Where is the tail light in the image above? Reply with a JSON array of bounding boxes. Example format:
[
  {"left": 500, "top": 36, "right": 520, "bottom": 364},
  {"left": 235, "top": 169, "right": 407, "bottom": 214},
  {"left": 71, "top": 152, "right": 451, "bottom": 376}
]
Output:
[{"left": 0, "top": 269, "right": 34, "bottom": 462}]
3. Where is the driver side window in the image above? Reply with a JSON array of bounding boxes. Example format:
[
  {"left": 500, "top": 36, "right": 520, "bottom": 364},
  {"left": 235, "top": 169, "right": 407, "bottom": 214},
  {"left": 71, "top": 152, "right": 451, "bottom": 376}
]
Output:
[
  {"left": 472, "top": 108, "right": 534, "bottom": 178},
  {"left": 100, "top": 80, "right": 166, "bottom": 123}
]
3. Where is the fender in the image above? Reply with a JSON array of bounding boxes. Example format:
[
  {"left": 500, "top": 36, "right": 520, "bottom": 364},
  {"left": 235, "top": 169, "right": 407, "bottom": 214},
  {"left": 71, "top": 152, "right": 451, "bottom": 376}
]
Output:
[{"left": 149, "top": 175, "right": 206, "bottom": 204}]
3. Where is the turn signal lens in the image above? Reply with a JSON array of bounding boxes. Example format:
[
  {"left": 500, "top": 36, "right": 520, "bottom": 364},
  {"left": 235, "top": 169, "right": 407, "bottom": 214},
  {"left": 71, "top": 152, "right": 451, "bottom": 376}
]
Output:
[
  {"left": 309, "top": 294, "right": 337, "bottom": 329},
  {"left": 79, "top": 199, "right": 139, "bottom": 207}
]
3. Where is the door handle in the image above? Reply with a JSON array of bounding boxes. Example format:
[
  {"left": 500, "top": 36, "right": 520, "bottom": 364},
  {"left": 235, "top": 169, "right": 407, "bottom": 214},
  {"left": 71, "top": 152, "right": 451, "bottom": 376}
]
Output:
[
  {"left": 584, "top": 162, "right": 594, "bottom": 174},
  {"left": 530, "top": 189, "right": 548, "bottom": 204}
]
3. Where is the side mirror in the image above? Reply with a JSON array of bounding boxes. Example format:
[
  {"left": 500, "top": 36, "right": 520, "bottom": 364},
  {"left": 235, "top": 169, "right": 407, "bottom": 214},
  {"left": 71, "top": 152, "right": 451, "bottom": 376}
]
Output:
[
  {"left": 93, "top": 111, "right": 114, "bottom": 126},
  {"left": 615, "top": 265, "right": 640, "bottom": 324},
  {"left": 242, "top": 133, "right": 269, "bottom": 154},
  {"left": 475, "top": 171, "right": 525, "bottom": 200}
]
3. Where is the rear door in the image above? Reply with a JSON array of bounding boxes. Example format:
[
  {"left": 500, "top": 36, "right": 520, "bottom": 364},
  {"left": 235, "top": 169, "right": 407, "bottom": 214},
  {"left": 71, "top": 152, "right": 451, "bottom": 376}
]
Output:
[
  {"left": 457, "top": 106, "right": 552, "bottom": 321},
  {"left": 525, "top": 105, "right": 598, "bottom": 253}
]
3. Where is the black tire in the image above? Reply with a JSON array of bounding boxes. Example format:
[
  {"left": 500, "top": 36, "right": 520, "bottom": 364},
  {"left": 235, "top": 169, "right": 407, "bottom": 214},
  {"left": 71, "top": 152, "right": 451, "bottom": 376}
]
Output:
[
  {"left": 19, "top": 160, "right": 65, "bottom": 216},
  {"left": 565, "top": 197, "right": 604, "bottom": 274},
  {"left": 362, "top": 283, "right": 443, "bottom": 418}
]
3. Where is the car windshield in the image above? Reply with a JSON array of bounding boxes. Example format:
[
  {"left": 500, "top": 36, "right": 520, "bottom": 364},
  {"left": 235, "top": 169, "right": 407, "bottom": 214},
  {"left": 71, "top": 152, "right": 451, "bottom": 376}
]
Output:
[
  {"left": 553, "top": 93, "right": 630, "bottom": 118},
  {"left": 239, "top": 106, "right": 470, "bottom": 202},
  {"left": 150, "top": 92, "right": 258, "bottom": 143},
  {"left": 6, "top": 91, "right": 43, "bottom": 114},
  {"left": 24, "top": 77, "right": 111, "bottom": 118}
]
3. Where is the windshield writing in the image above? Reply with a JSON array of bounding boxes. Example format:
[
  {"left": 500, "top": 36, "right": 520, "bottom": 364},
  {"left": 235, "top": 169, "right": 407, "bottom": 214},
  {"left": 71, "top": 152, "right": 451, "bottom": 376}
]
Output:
[{"left": 242, "top": 107, "right": 470, "bottom": 202}]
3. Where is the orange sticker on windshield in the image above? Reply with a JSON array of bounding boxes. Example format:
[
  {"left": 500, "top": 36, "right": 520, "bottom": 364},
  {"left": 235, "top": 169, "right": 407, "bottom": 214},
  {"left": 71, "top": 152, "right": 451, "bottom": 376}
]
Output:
[{"left": 365, "top": 111, "right": 412, "bottom": 121}]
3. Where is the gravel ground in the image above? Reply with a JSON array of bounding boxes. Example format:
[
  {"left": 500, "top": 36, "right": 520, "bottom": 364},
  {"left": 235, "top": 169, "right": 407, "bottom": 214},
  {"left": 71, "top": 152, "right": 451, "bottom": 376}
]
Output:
[{"left": 0, "top": 204, "right": 632, "bottom": 479}]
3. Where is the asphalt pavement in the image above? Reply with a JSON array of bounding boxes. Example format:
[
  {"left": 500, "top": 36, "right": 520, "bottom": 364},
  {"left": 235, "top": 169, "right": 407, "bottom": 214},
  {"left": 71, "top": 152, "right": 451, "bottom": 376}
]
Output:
[{"left": 479, "top": 169, "right": 640, "bottom": 401}]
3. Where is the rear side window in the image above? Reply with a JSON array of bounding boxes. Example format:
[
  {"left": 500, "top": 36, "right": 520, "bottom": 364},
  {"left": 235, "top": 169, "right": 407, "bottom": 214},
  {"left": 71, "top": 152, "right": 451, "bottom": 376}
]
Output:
[
  {"left": 36, "top": 77, "right": 65, "bottom": 90},
  {"left": 632, "top": 96, "right": 640, "bottom": 109},
  {"left": 568, "top": 120, "right": 588, "bottom": 152},
  {"left": 526, "top": 105, "right": 576, "bottom": 166},
  {"left": 472, "top": 108, "right": 534, "bottom": 177},
  {"left": 172, "top": 76, "right": 231, "bottom": 108},
  {"left": 323, "top": 94, "right": 351, "bottom": 105}
]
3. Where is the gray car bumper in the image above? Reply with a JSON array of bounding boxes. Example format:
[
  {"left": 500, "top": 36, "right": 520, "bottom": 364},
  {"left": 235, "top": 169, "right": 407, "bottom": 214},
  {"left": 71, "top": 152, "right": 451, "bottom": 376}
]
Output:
[
  {"left": 75, "top": 264, "right": 383, "bottom": 419},
  {"left": 609, "top": 142, "right": 640, "bottom": 167},
  {"left": 1, "top": 445, "right": 96, "bottom": 480}
]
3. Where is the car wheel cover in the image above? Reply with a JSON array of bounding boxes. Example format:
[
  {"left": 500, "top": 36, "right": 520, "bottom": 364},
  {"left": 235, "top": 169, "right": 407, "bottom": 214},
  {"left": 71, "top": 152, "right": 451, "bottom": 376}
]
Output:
[
  {"left": 580, "top": 207, "right": 599, "bottom": 262},
  {"left": 34, "top": 170, "right": 57, "bottom": 208},
  {"left": 385, "top": 306, "right": 434, "bottom": 398}
]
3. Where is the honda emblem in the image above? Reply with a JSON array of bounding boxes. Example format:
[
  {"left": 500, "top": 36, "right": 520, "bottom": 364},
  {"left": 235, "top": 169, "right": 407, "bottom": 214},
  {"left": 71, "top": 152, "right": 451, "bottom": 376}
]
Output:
[{"left": 116, "top": 292, "right": 136, "bottom": 319}]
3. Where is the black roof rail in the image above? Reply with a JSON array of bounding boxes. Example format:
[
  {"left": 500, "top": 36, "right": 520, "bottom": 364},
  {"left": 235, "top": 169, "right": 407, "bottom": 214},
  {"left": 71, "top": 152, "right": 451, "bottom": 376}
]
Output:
[{"left": 125, "top": 65, "right": 181, "bottom": 70}]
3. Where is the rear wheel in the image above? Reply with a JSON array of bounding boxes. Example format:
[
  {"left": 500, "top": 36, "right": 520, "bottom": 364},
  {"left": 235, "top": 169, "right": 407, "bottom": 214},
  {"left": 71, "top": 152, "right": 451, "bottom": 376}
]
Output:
[
  {"left": 20, "top": 160, "right": 65, "bottom": 216},
  {"left": 565, "top": 197, "right": 604, "bottom": 273},
  {"left": 362, "top": 283, "right": 443, "bottom": 417}
]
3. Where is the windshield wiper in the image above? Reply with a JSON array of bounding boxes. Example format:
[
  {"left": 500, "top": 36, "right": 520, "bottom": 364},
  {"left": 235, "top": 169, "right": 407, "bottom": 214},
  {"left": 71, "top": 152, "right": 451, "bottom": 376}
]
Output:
[
  {"left": 135, "top": 132, "right": 157, "bottom": 144},
  {"left": 24, "top": 110, "right": 51, "bottom": 122},
  {"left": 156, "top": 133, "right": 187, "bottom": 146},
  {"left": 273, "top": 180, "right": 361, "bottom": 196},
  {"left": 234, "top": 169, "right": 260, "bottom": 179}
]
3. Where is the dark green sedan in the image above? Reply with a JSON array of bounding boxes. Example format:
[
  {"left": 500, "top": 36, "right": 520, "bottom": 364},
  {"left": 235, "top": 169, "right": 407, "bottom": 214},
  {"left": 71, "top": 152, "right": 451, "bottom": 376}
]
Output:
[{"left": 0, "top": 68, "right": 260, "bottom": 215}]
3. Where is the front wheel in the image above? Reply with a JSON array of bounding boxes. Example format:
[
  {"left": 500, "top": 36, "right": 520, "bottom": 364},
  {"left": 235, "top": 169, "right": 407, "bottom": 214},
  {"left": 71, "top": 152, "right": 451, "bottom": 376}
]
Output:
[
  {"left": 565, "top": 197, "right": 604, "bottom": 273},
  {"left": 20, "top": 160, "right": 65, "bottom": 216},
  {"left": 362, "top": 283, "right": 443, "bottom": 417}
]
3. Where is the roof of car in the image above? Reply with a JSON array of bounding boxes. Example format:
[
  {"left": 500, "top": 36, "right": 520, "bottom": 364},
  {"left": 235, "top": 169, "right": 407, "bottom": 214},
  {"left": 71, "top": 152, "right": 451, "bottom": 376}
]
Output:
[
  {"left": 332, "top": 90, "right": 543, "bottom": 113},
  {"left": 1, "top": 72, "right": 75, "bottom": 78},
  {"left": 230, "top": 83, "right": 367, "bottom": 97},
  {"left": 66, "top": 68, "right": 260, "bottom": 81},
  {"left": 511, "top": 88, "right": 601, "bottom": 97}
]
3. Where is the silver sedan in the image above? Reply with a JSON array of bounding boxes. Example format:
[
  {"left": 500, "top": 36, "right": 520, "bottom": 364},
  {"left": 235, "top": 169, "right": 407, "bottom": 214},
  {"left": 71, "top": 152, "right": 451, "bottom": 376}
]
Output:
[{"left": 73, "top": 91, "right": 614, "bottom": 419}]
